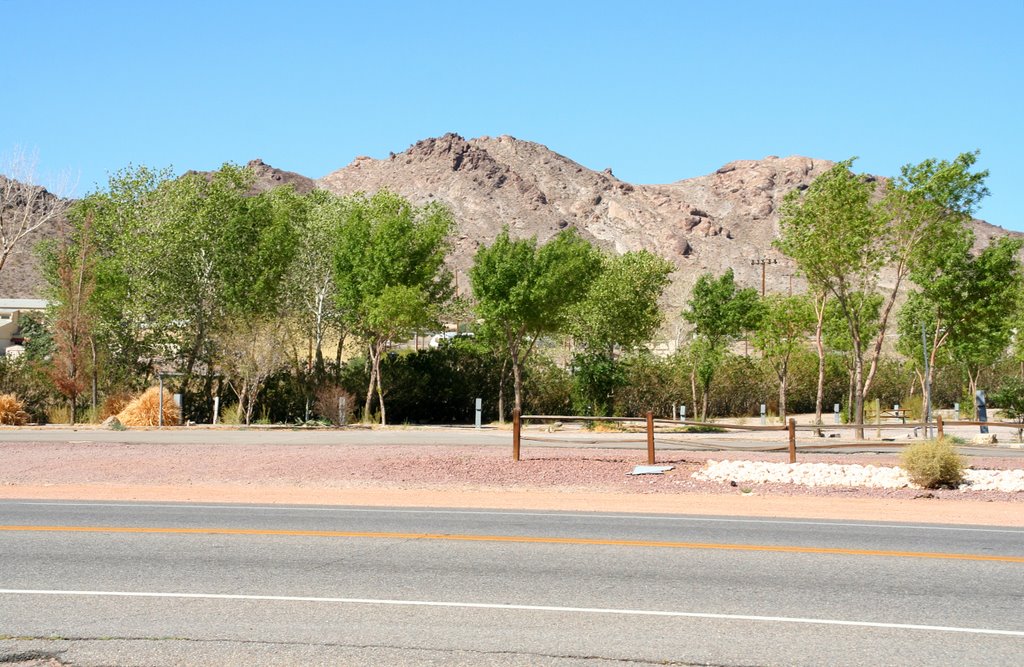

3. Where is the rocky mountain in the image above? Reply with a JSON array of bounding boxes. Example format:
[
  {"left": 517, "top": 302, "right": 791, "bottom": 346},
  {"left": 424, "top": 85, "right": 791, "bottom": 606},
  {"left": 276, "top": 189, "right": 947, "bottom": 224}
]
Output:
[
  {"left": 0, "top": 175, "right": 69, "bottom": 299},
  {"left": 317, "top": 134, "right": 835, "bottom": 305},
  {"left": 317, "top": 135, "right": 1020, "bottom": 315},
  {"left": 2, "top": 136, "right": 1019, "bottom": 332}
]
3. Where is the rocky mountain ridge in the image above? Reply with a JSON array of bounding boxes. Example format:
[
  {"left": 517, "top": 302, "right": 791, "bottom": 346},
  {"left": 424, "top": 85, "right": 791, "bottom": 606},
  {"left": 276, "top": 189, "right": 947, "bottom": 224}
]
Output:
[{"left": 1, "top": 136, "right": 1018, "bottom": 327}]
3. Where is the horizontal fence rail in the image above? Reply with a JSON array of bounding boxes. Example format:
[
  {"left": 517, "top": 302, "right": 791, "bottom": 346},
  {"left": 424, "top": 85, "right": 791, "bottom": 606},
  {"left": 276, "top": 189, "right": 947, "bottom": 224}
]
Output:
[{"left": 510, "top": 410, "right": 1023, "bottom": 463}]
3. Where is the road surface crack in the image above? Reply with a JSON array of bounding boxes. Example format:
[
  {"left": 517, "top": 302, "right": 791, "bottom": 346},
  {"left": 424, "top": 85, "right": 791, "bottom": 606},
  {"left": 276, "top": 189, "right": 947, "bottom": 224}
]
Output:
[{"left": 1, "top": 635, "right": 764, "bottom": 665}]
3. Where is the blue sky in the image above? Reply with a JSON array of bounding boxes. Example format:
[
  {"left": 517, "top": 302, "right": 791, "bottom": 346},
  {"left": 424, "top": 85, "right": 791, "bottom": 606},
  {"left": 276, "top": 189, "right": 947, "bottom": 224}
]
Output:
[{"left": 3, "top": 0, "right": 1021, "bottom": 230}]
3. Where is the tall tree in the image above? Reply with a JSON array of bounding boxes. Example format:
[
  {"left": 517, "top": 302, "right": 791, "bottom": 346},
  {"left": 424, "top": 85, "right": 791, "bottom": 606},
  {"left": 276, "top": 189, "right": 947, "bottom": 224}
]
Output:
[
  {"left": 776, "top": 154, "right": 986, "bottom": 436},
  {"left": 46, "top": 215, "right": 97, "bottom": 423},
  {"left": 63, "top": 164, "right": 301, "bottom": 405},
  {"left": 285, "top": 190, "right": 345, "bottom": 380},
  {"left": 897, "top": 237, "right": 1024, "bottom": 403},
  {"left": 682, "top": 269, "right": 761, "bottom": 420},
  {"left": 751, "top": 294, "right": 815, "bottom": 420},
  {"left": 333, "top": 190, "right": 454, "bottom": 425},
  {"left": 776, "top": 160, "right": 881, "bottom": 436},
  {"left": 471, "top": 227, "right": 603, "bottom": 415},
  {"left": 866, "top": 151, "right": 988, "bottom": 396}
]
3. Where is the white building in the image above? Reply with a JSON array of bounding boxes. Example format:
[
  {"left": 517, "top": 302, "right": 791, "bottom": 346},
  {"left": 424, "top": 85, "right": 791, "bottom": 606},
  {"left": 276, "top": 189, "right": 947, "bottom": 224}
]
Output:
[{"left": 0, "top": 299, "right": 48, "bottom": 358}]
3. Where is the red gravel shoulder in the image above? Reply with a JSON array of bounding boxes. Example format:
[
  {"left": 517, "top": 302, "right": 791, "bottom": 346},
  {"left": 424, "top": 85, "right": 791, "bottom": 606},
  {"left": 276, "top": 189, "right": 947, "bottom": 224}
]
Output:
[{"left": 1, "top": 439, "right": 1021, "bottom": 526}]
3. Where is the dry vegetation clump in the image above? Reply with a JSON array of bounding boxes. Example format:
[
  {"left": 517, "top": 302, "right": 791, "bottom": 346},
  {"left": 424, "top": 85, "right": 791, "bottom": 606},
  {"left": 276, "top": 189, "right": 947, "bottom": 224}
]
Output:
[
  {"left": 116, "top": 387, "right": 179, "bottom": 427},
  {"left": 100, "top": 391, "right": 135, "bottom": 420},
  {"left": 314, "top": 385, "right": 356, "bottom": 425},
  {"left": 0, "top": 393, "right": 30, "bottom": 425},
  {"left": 901, "top": 438, "right": 966, "bottom": 489}
]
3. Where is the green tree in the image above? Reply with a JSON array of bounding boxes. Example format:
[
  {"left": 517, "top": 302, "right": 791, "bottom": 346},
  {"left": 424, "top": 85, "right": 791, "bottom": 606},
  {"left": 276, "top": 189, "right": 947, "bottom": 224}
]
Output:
[
  {"left": 898, "top": 237, "right": 1023, "bottom": 406},
  {"left": 571, "top": 250, "right": 673, "bottom": 355},
  {"left": 62, "top": 164, "right": 302, "bottom": 412},
  {"left": 682, "top": 269, "right": 761, "bottom": 420},
  {"left": 470, "top": 227, "right": 603, "bottom": 415},
  {"left": 751, "top": 294, "right": 815, "bottom": 420},
  {"left": 776, "top": 160, "right": 881, "bottom": 435},
  {"left": 569, "top": 250, "right": 673, "bottom": 415},
  {"left": 776, "top": 154, "right": 986, "bottom": 435},
  {"left": 333, "top": 189, "right": 455, "bottom": 425},
  {"left": 284, "top": 189, "right": 346, "bottom": 383}
]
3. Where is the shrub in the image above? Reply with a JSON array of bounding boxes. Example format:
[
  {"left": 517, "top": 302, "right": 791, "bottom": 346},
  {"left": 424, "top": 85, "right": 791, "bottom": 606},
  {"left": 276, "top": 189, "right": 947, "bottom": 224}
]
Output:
[
  {"left": 219, "top": 402, "right": 243, "bottom": 425},
  {"left": 0, "top": 356, "right": 58, "bottom": 423},
  {"left": 101, "top": 391, "right": 135, "bottom": 420},
  {"left": 0, "top": 393, "right": 29, "bottom": 425},
  {"left": 314, "top": 385, "right": 356, "bottom": 425},
  {"left": 116, "top": 387, "right": 180, "bottom": 426},
  {"left": 901, "top": 438, "right": 966, "bottom": 489}
]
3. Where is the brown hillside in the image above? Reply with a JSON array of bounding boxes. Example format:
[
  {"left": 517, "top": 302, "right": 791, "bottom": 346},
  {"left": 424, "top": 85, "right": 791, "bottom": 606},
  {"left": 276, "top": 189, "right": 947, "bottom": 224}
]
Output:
[{"left": 2, "top": 137, "right": 1019, "bottom": 324}]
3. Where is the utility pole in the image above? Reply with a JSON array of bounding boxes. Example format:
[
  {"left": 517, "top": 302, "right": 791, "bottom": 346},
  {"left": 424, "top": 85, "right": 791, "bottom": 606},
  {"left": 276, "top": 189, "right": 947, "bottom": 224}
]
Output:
[{"left": 750, "top": 257, "right": 778, "bottom": 297}]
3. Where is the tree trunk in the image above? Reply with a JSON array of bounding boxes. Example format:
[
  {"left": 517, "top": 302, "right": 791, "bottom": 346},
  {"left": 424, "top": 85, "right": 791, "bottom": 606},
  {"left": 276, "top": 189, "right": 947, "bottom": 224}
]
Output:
[
  {"left": 813, "top": 294, "right": 826, "bottom": 427},
  {"left": 778, "top": 363, "right": 788, "bottom": 422},
  {"left": 497, "top": 355, "right": 509, "bottom": 424},
  {"left": 90, "top": 337, "right": 98, "bottom": 418},
  {"left": 690, "top": 367, "right": 697, "bottom": 417},
  {"left": 364, "top": 342, "right": 377, "bottom": 422},
  {"left": 968, "top": 368, "right": 981, "bottom": 419},
  {"left": 179, "top": 322, "right": 207, "bottom": 396},
  {"left": 375, "top": 347, "right": 387, "bottom": 426},
  {"left": 853, "top": 352, "right": 865, "bottom": 440},
  {"left": 240, "top": 386, "right": 252, "bottom": 425},
  {"left": 512, "top": 358, "right": 523, "bottom": 415}
]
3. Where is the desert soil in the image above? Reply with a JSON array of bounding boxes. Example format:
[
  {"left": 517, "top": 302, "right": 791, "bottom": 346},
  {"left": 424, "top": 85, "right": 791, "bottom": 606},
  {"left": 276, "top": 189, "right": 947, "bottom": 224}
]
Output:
[{"left": 1, "top": 439, "right": 1021, "bottom": 527}]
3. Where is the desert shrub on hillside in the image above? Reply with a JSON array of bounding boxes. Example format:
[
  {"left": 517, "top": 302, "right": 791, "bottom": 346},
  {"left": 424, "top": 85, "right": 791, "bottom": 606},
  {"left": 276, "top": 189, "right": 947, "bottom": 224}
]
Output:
[
  {"left": 116, "top": 387, "right": 179, "bottom": 427},
  {"left": 901, "top": 438, "right": 966, "bottom": 489}
]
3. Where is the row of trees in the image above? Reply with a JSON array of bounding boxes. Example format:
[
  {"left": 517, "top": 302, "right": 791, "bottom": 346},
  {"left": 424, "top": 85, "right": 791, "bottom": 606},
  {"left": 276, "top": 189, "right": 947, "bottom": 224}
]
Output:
[
  {"left": 7, "top": 151, "right": 1022, "bottom": 426},
  {"left": 681, "top": 153, "right": 1023, "bottom": 432},
  {"left": 28, "top": 163, "right": 674, "bottom": 424}
]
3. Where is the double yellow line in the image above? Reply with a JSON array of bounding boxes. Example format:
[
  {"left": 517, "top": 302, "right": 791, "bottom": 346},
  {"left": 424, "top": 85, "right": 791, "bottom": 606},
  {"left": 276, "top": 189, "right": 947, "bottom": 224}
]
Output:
[{"left": 2, "top": 525, "right": 1023, "bottom": 563}]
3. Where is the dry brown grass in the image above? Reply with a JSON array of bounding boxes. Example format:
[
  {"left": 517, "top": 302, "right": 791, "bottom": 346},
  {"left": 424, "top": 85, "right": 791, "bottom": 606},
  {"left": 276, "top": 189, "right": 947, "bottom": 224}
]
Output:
[
  {"left": 116, "top": 387, "right": 179, "bottom": 427},
  {"left": 0, "top": 393, "right": 29, "bottom": 425},
  {"left": 100, "top": 391, "right": 135, "bottom": 420}
]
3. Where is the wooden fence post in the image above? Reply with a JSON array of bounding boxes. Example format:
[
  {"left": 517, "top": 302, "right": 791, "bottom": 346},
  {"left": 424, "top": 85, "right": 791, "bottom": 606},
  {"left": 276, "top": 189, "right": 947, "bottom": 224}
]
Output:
[
  {"left": 788, "top": 418, "right": 797, "bottom": 464},
  {"left": 936, "top": 414, "right": 943, "bottom": 440},
  {"left": 646, "top": 411, "right": 655, "bottom": 465},
  {"left": 513, "top": 408, "right": 521, "bottom": 462}
]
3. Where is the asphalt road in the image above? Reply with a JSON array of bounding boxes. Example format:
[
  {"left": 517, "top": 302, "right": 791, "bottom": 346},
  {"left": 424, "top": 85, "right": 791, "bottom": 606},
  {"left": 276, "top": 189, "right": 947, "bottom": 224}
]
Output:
[{"left": 2, "top": 501, "right": 1022, "bottom": 665}]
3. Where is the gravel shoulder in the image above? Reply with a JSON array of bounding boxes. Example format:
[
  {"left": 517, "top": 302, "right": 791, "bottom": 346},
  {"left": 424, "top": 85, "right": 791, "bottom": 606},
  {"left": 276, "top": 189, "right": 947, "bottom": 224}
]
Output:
[{"left": 1, "top": 435, "right": 1022, "bottom": 527}]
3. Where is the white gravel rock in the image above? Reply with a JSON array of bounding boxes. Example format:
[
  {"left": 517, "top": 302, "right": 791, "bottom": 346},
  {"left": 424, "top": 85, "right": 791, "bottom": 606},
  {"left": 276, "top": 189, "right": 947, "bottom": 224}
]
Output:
[{"left": 694, "top": 460, "right": 1024, "bottom": 492}]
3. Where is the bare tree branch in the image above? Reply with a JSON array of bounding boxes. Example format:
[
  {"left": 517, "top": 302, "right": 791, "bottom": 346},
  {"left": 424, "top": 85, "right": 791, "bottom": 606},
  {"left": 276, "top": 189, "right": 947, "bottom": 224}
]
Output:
[{"left": 0, "top": 146, "right": 75, "bottom": 275}]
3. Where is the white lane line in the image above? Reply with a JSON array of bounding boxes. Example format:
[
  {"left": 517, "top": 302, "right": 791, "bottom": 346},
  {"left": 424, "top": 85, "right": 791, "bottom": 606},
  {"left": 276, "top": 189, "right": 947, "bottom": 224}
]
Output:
[
  {"left": 2, "top": 501, "right": 1021, "bottom": 534},
  {"left": 1, "top": 589, "right": 1022, "bottom": 637}
]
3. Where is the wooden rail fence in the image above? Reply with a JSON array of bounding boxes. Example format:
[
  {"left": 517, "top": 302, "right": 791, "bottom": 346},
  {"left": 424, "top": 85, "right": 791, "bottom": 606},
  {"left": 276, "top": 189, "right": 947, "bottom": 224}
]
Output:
[{"left": 510, "top": 410, "right": 1023, "bottom": 463}]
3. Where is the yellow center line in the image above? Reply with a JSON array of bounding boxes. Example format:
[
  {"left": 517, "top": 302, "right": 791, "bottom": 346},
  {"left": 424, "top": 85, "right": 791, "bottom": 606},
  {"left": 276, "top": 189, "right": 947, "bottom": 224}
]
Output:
[{"left": 1, "top": 525, "right": 1022, "bottom": 563}]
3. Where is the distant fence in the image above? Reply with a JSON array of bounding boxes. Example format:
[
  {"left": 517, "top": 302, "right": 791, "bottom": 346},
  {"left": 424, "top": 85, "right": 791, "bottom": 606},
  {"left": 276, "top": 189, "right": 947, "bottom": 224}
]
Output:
[{"left": 510, "top": 410, "right": 1023, "bottom": 463}]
